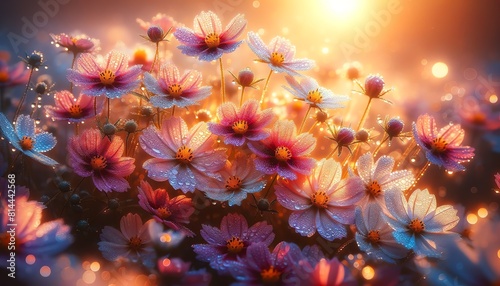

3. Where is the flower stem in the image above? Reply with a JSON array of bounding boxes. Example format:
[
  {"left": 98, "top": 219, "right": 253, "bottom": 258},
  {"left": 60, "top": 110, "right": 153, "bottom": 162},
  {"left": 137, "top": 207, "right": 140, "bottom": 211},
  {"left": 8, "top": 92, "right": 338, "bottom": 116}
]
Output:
[
  {"left": 75, "top": 122, "right": 79, "bottom": 135},
  {"left": 396, "top": 139, "right": 416, "bottom": 169},
  {"left": 171, "top": 105, "right": 176, "bottom": 117},
  {"left": 70, "top": 53, "right": 77, "bottom": 93},
  {"left": 14, "top": 68, "right": 34, "bottom": 122},
  {"left": 107, "top": 98, "right": 111, "bottom": 120},
  {"left": 299, "top": 106, "right": 312, "bottom": 133},
  {"left": 157, "top": 107, "right": 161, "bottom": 128},
  {"left": 219, "top": 57, "right": 226, "bottom": 104},
  {"left": 239, "top": 86, "right": 246, "bottom": 107},
  {"left": 408, "top": 160, "right": 431, "bottom": 192},
  {"left": 373, "top": 135, "right": 389, "bottom": 157},
  {"left": 356, "top": 97, "right": 372, "bottom": 131},
  {"left": 260, "top": 69, "right": 273, "bottom": 108},
  {"left": 150, "top": 42, "right": 159, "bottom": 73},
  {"left": 264, "top": 174, "right": 279, "bottom": 198}
]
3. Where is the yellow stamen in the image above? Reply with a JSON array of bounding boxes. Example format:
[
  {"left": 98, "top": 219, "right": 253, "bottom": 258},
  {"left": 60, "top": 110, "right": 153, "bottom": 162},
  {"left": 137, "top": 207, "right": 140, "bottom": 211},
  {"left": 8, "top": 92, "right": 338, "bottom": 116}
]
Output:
[
  {"left": 176, "top": 146, "right": 193, "bottom": 163},
  {"left": 68, "top": 104, "right": 83, "bottom": 118},
  {"left": 231, "top": 120, "right": 249, "bottom": 135},
  {"left": 306, "top": 89, "right": 323, "bottom": 105},
  {"left": 156, "top": 207, "right": 172, "bottom": 219},
  {"left": 128, "top": 236, "right": 142, "bottom": 251},
  {"left": 168, "top": 83, "right": 183, "bottom": 97},
  {"left": 225, "top": 176, "right": 242, "bottom": 191},
  {"left": 408, "top": 218, "right": 425, "bottom": 234},
  {"left": 311, "top": 191, "right": 329, "bottom": 208},
  {"left": 270, "top": 52, "right": 285, "bottom": 66},
  {"left": 19, "top": 136, "right": 34, "bottom": 151},
  {"left": 366, "top": 181, "right": 382, "bottom": 198},
  {"left": 367, "top": 230, "right": 381, "bottom": 243},
  {"left": 260, "top": 266, "right": 281, "bottom": 283},
  {"left": 274, "top": 146, "right": 292, "bottom": 161},
  {"left": 226, "top": 236, "right": 245, "bottom": 254},
  {"left": 99, "top": 69, "right": 116, "bottom": 85},
  {"left": 204, "top": 33, "right": 220, "bottom": 48},
  {"left": 431, "top": 137, "right": 448, "bottom": 153},
  {"left": 90, "top": 155, "right": 107, "bottom": 170}
]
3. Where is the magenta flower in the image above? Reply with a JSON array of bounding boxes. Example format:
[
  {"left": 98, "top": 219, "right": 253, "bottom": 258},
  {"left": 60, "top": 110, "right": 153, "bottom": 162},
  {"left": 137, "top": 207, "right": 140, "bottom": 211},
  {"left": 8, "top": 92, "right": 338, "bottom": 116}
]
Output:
[
  {"left": 192, "top": 213, "right": 274, "bottom": 274},
  {"left": 143, "top": 63, "right": 212, "bottom": 109},
  {"left": 68, "top": 128, "right": 135, "bottom": 193},
  {"left": 247, "top": 31, "right": 315, "bottom": 76},
  {"left": 0, "top": 56, "right": 29, "bottom": 88},
  {"left": 137, "top": 180, "right": 195, "bottom": 237},
  {"left": 139, "top": 116, "right": 227, "bottom": 193},
  {"left": 275, "top": 158, "right": 365, "bottom": 241},
  {"left": 66, "top": 50, "right": 142, "bottom": 98},
  {"left": 174, "top": 11, "right": 247, "bottom": 61},
  {"left": 208, "top": 99, "right": 274, "bottom": 146},
  {"left": 247, "top": 120, "right": 316, "bottom": 180},
  {"left": 412, "top": 114, "right": 475, "bottom": 172},
  {"left": 50, "top": 33, "right": 99, "bottom": 55},
  {"left": 44, "top": 90, "right": 103, "bottom": 122}
]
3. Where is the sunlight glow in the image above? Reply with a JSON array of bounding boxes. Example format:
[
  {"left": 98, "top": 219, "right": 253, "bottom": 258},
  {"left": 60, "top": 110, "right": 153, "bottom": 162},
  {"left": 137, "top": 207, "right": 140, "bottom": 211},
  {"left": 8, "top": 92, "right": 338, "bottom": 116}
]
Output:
[{"left": 324, "top": 0, "right": 359, "bottom": 16}]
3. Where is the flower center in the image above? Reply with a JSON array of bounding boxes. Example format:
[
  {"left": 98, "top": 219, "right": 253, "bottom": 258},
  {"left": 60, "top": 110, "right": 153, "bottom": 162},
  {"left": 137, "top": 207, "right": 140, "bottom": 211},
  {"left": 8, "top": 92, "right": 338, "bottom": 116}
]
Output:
[
  {"left": 156, "top": 207, "right": 172, "bottom": 219},
  {"left": 367, "top": 230, "right": 381, "bottom": 243},
  {"left": 90, "top": 155, "right": 107, "bottom": 170},
  {"left": 430, "top": 137, "right": 448, "bottom": 153},
  {"left": 204, "top": 32, "right": 220, "bottom": 48},
  {"left": 311, "top": 191, "right": 329, "bottom": 208},
  {"left": 270, "top": 52, "right": 285, "bottom": 66},
  {"left": 408, "top": 218, "right": 425, "bottom": 234},
  {"left": 231, "top": 120, "right": 249, "bottom": 135},
  {"left": 19, "top": 136, "right": 34, "bottom": 151},
  {"left": 306, "top": 89, "right": 323, "bottom": 105},
  {"left": 274, "top": 146, "right": 292, "bottom": 162},
  {"left": 471, "top": 112, "right": 486, "bottom": 125},
  {"left": 260, "top": 266, "right": 281, "bottom": 284},
  {"left": 128, "top": 236, "right": 143, "bottom": 251},
  {"left": 68, "top": 104, "right": 83, "bottom": 118},
  {"left": 366, "top": 181, "right": 382, "bottom": 198},
  {"left": 168, "top": 83, "right": 183, "bottom": 97},
  {"left": 225, "top": 175, "right": 242, "bottom": 191},
  {"left": 226, "top": 236, "right": 245, "bottom": 254},
  {"left": 99, "top": 69, "right": 116, "bottom": 85},
  {"left": 176, "top": 146, "right": 193, "bottom": 163},
  {"left": 0, "top": 70, "right": 9, "bottom": 82}
]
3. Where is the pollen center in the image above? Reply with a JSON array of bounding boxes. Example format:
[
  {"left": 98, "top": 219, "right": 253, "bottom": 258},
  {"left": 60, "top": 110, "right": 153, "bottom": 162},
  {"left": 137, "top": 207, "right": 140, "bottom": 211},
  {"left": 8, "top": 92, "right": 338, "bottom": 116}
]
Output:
[
  {"left": 168, "top": 83, "right": 183, "bottom": 97},
  {"left": 231, "top": 120, "right": 249, "bottom": 135},
  {"left": 274, "top": 146, "right": 292, "bottom": 162},
  {"left": 311, "top": 191, "right": 329, "bottom": 208},
  {"left": 408, "top": 218, "right": 425, "bottom": 234},
  {"left": 367, "top": 230, "right": 381, "bottom": 243},
  {"left": 204, "top": 33, "right": 220, "bottom": 48},
  {"left": 226, "top": 236, "right": 245, "bottom": 254},
  {"left": 430, "top": 137, "right": 448, "bottom": 153},
  {"left": 99, "top": 69, "right": 116, "bottom": 85},
  {"left": 176, "top": 146, "right": 193, "bottom": 163},
  {"left": 270, "top": 52, "right": 285, "bottom": 66},
  {"left": 90, "top": 155, "right": 107, "bottom": 170},
  {"left": 68, "top": 104, "right": 83, "bottom": 118},
  {"left": 306, "top": 89, "right": 323, "bottom": 104},
  {"left": 128, "top": 236, "right": 143, "bottom": 251},
  {"left": 260, "top": 266, "right": 281, "bottom": 284},
  {"left": 366, "top": 181, "right": 382, "bottom": 197},
  {"left": 0, "top": 71, "right": 9, "bottom": 82},
  {"left": 225, "top": 176, "right": 242, "bottom": 191},
  {"left": 19, "top": 136, "right": 34, "bottom": 151},
  {"left": 156, "top": 207, "right": 172, "bottom": 219}
]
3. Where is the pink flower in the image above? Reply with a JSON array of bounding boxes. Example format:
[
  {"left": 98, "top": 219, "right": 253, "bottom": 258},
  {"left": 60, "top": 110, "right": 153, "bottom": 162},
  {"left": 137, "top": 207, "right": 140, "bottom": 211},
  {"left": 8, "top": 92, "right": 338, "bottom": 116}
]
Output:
[
  {"left": 174, "top": 11, "right": 247, "bottom": 61},
  {"left": 137, "top": 180, "right": 195, "bottom": 237},
  {"left": 208, "top": 99, "right": 275, "bottom": 146},
  {"left": 68, "top": 128, "right": 135, "bottom": 192},
  {"left": 495, "top": 173, "right": 500, "bottom": 190},
  {"left": 67, "top": 50, "right": 142, "bottom": 98},
  {"left": 412, "top": 114, "right": 475, "bottom": 172},
  {"left": 50, "top": 33, "right": 99, "bottom": 55},
  {"left": 44, "top": 90, "right": 103, "bottom": 122},
  {"left": 0, "top": 55, "right": 29, "bottom": 88},
  {"left": 139, "top": 116, "right": 227, "bottom": 193},
  {"left": 248, "top": 120, "right": 316, "bottom": 180}
]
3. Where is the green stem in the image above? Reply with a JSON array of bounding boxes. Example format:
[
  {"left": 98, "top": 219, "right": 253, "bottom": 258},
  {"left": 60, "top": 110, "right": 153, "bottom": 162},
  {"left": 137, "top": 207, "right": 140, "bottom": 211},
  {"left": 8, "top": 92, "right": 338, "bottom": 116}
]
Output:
[
  {"left": 239, "top": 86, "right": 246, "bottom": 107},
  {"left": 14, "top": 68, "right": 34, "bottom": 122},
  {"left": 373, "top": 135, "right": 389, "bottom": 157}
]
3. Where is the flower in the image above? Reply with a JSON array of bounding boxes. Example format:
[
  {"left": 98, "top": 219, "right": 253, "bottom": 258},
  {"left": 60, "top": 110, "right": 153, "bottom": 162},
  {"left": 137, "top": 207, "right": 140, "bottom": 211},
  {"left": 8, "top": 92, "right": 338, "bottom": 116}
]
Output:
[
  {"left": 208, "top": 99, "right": 274, "bottom": 146},
  {"left": 144, "top": 26, "right": 170, "bottom": 43},
  {"left": 275, "top": 158, "right": 365, "bottom": 241},
  {"left": 44, "top": 90, "right": 103, "bottom": 122},
  {"left": 67, "top": 128, "right": 135, "bottom": 192},
  {"left": 412, "top": 113, "right": 475, "bottom": 172},
  {"left": 50, "top": 33, "right": 99, "bottom": 55},
  {"left": 139, "top": 116, "right": 227, "bottom": 193},
  {"left": 327, "top": 125, "right": 356, "bottom": 157},
  {"left": 354, "top": 152, "right": 414, "bottom": 208},
  {"left": 354, "top": 204, "right": 408, "bottom": 263},
  {"left": 355, "top": 74, "right": 392, "bottom": 102},
  {"left": 247, "top": 31, "right": 315, "bottom": 76},
  {"left": 247, "top": 120, "right": 316, "bottom": 180},
  {"left": 229, "top": 68, "right": 263, "bottom": 88},
  {"left": 192, "top": 213, "right": 274, "bottom": 274},
  {"left": 284, "top": 75, "right": 349, "bottom": 110},
  {"left": 66, "top": 50, "right": 142, "bottom": 99},
  {"left": 0, "top": 55, "right": 29, "bottom": 88},
  {"left": 0, "top": 113, "right": 58, "bottom": 166},
  {"left": 309, "top": 258, "right": 357, "bottom": 286},
  {"left": 495, "top": 172, "right": 500, "bottom": 190},
  {"left": 384, "top": 188, "right": 459, "bottom": 257},
  {"left": 203, "top": 152, "right": 266, "bottom": 206},
  {"left": 22, "top": 51, "right": 45, "bottom": 70},
  {"left": 143, "top": 63, "right": 212, "bottom": 109},
  {"left": 137, "top": 180, "right": 195, "bottom": 236},
  {"left": 174, "top": 11, "right": 247, "bottom": 61},
  {"left": 137, "top": 13, "right": 178, "bottom": 35},
  {"left": 98, "top": 213, "right": 155, "bottom": 265}
]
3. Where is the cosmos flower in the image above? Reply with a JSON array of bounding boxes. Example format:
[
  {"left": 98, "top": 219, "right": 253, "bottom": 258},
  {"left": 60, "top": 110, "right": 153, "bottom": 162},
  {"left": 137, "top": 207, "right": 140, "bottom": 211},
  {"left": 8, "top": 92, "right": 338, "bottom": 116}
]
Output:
[
  {"left": 98, "top": 213, "right": 155, "bottom": 265},
  {"left": 283, "top": 75, "right": 349, "bottom": 110},
  {"left": 203, "top": 152, "right": 265, "bottom": 206},
  {"left": 0, "top": 113, "right": 58, "bottom": 166},
  {"left": 67, "top": 128, "right": 135, "bottom": 193},
  {"left": 208, "top": 99, "right": 275, "bottom": 146},
  {"left": 192, "top": 213, "right": 274, "bottom": 274},
  {"left": 44, "top": 90, "right": 103, "bottom": 122},
  {"left": 137, "top": 180, "right": 195, "bottom": 237},
  {"left": 354, "top": 152, "right": 414, "bottom": 208},
  {"left": 50, "top": 33, "right": 99, "bottom": 55},
  {"left": 412, "top": 114, "right": 475, "bottom": 172},
  {"left": 247, "top": 120, "right": 316, "bottom": 180},
  {"left": 174, "top": 11, "right": 247, "bottom": 61},
  {"left": 275, "top": 158, "right": 365, "bottom": 241},
  {"left": 143, "top": 63, "right": 212, "bottom": 109},
  {"left": 355, "top": 74, "right": 392, "bottom": 103},
  {"left": 139, "top": 116, "right": 227, "bottom": 193},
  {"left": 247, "top": 31, "right": 315, "bottom": 76},
  {"left": 354, "top": 204, "right": 408, "bottom": 263},
  {"left": 66, "top": 50, "right": 142, "bottom": 99},
  {"left": 0, "top": 54, "right": 29, "bottom": 88},
  {"left": 458, "top": 95, "right": 500, "bottom": 131},
  {"left": 309, "top": 258, "right": 357, "bottom": 286},
  {"left": 384, "top": 188, "right": 459, "bottom": 257}
]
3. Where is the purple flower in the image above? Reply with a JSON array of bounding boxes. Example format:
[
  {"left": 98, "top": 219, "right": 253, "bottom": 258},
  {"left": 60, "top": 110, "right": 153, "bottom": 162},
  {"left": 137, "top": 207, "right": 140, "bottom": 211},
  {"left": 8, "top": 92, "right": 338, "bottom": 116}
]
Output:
[
  {"left": 208, "top": 99, "right": 274, "bottom": 146},
  {"left": 50, "top": 32, "right": 99, "bottom": 55},
  {"left": 143, "top": 63, "right": 212, "bottom": 109},
  {"left": 247, "top": 120, "right": 316, "bottom": 180},
  {"left": 412, "top": 113, "right": 475, "bottom": 172},
  {"left": 247, "top": 31, "right": 315, "bottom": 76},
  {"left": 192, "top": 213, "right": 274, "bottom": 274},
  {"left": 67, "top": 128, "right": 135, "bottom": 193},
  {"left": 174, "top": 11, "right": 247, "bottom": 61},
  {"left": 138, "top": 180, "right": 195, "bottom": 237},
  {"left": 44, "top": 90, "right": 103, "bottom": 122},
  {"left": 0, "top": 113, "right": 58, "bottom": 166},
  {"left": 139, "top": 116, "right": 227, "bottom": 193},
  {"left": 67, "top": 50, "right": 142, "bottom": 98},
  {"left": 275, "top": 158, "right": 365, "bottom": 241},
  {"left": 284, "top": 75, "right": 349, "bottom": 110}
]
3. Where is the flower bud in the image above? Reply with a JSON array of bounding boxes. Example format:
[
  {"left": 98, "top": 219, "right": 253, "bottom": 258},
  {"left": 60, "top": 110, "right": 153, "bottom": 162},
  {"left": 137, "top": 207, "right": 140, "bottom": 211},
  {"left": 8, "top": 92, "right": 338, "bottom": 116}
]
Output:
[
  {"left": 364, "top": 74, "right": 385, "bottom": 98},
  {"left": 124, "top": 120, "right": 138, "bottom": 133},
  {"left": 58, "top": 180, "right": 71, "bottom": 193},
  {"left": 386, "top": 118, "right": 404, "bottom": 138},
  {"left": 315, "top": 110, "right": 328, "bottom": 123},
  {"left": 336, "top": 127, "right": 355, "bottom": 146},
  {"left": 147, "top": 26, "right": 165, "bottom": 43},
  {"left": 238, "top": 68, "right": 254, "bottom": 87},
  {"left": 355, "top": 129, "right": 369, "bottom": 142},
  {"left": 103, "top": 123, "right": 117, "bottom": 136},
  {"left": 34, "top": 81, "right": 48, "bottom": 94},
  {"left": 26, "top": 51, "right": 44, "bottom": 69}
]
